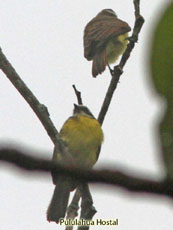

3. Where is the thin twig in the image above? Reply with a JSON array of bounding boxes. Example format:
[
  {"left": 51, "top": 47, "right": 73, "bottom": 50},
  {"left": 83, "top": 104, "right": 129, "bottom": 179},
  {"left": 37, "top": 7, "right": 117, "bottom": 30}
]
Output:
[
  {"left": 65, "top": 189, "right": 80, "bottom": 230},
  {"left": 78, "top": 184, "right": 97, "bottom": 230},
  {"left": 134, "top": 0, "right": 140, "bottom": 17},
  {"left": 72, "top": 85, "right": 83, "bottom": 105}
]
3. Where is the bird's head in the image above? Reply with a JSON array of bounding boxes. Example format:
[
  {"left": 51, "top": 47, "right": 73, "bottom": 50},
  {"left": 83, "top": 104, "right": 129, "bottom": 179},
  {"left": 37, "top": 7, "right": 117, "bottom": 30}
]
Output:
[
  {"left": 98, "top": 9, "right": 117, "bottom": 17},
  {"left": 73, "top": 104, "right": 94, "bottom": 118}
]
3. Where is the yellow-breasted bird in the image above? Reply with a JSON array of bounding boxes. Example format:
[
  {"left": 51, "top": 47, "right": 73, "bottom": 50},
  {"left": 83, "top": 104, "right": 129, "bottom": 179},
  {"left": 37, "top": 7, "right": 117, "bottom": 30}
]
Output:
[
  {"left": 84, "top": 9, "right": 131, "bottom": 77},
  {"left": 47, "top": 104, "right": 104, "bottom": 223}
]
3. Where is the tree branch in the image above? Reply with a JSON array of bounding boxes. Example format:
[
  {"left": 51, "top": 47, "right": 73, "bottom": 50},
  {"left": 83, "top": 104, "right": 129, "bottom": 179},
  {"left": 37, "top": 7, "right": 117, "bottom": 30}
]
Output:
[
  {"left": 98, "top": 0, "right": 145, "bottom": 125},
  {"left": 0, "top": 47, "right": 60, "bottom": 147},
  {"left": 0, "top": 147, "right": 172, "bottom": 198}
]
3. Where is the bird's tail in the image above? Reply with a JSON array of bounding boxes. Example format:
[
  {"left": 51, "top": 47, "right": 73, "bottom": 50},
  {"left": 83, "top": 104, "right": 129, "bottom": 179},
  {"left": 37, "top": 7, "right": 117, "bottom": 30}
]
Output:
[
  {"left": 92, "top": 49, "right": 107, "bottom": 77},
  {"left": 47, "top": 177, "right": 71, "bottom": 223}
]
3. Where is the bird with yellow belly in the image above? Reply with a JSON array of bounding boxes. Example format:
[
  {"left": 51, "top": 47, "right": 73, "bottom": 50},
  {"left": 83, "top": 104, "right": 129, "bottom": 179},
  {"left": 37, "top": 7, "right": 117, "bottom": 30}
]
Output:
[
  {"left": 47, "top": 104, "right": 103, "bottom": 223},
  {"left": 84, "top": 9, "right": 131, "bottom": 77}
]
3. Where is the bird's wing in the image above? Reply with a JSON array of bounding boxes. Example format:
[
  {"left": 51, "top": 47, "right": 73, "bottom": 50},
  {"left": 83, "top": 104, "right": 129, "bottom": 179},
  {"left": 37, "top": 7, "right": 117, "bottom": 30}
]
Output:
[{"left": 84, "top": 16, "right": 131, "bottom": 60}]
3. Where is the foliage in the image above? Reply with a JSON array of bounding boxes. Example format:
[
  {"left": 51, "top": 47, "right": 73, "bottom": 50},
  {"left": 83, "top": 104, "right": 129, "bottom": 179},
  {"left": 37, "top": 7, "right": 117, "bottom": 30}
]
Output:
[{"left": 150, "top": 3, "right": 173, "bottom": 179}]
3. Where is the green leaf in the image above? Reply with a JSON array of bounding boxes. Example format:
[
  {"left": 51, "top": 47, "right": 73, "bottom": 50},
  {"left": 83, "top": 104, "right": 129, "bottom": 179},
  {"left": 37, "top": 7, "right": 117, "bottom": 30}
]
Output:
[
  {"left": 150, "top": 3, "right": 173, "bottom": 180},
  {"left": 150, "top": 3, "right": 173, "bottom": 98}
]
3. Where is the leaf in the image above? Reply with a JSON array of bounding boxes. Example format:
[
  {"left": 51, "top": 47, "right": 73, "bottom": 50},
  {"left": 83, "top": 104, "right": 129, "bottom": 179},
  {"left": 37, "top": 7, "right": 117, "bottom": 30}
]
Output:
[
  {"left": 150, "top": 3, "right": 173, "bottom": 98},
  {"left": 150, "top": 3, "right": 173, "bottom": 180}
]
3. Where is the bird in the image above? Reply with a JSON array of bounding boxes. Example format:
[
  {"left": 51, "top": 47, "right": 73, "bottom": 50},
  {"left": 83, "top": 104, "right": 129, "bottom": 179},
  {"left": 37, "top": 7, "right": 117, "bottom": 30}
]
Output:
[
  {"left": 84, "top": 9, "right": 131, "bottom": 77},
  {"left": 47, "top": 104, "right": 104, "bottom": 223}
]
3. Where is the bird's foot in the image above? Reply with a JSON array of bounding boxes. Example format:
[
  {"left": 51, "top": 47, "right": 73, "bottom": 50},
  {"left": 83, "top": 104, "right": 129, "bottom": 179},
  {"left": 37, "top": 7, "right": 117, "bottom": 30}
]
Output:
[
  {"left": 107, "top": 64, "right": 114, "bottom": 76},
  {"left": 126, "top": 35, "right": 138, "bottom": 43},
  {"left": 113, "top": 65, "right": 123, "bottom": 76},
  {"left": 108, "top": 64, "right": 123, "bottom": 77}
]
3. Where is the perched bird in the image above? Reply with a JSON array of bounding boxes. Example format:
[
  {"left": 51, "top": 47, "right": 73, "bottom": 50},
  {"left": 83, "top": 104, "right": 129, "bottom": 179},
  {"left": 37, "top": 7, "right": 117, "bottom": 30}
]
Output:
[
  {"left": 47, "top": 104, "right": 104, "bottom": 223},
  {"left": 84, "top": 9, "right": 131, "bottom": 77}
]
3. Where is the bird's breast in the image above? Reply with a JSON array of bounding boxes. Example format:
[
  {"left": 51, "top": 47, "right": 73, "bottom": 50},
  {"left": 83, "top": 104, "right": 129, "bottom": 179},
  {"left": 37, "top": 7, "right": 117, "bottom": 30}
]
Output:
[
  {"left": 106, "top": 32, "right": 129, "bottom": 64},
  {"left": 60, "top": 115, "right": 103, "bottom": 168}
]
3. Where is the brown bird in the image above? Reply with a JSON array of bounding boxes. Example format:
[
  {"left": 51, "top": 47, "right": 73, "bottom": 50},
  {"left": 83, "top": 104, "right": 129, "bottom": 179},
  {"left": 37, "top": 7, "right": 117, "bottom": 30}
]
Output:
[{"left": 84, "top": 9, "right": 131, "bottom": 77}]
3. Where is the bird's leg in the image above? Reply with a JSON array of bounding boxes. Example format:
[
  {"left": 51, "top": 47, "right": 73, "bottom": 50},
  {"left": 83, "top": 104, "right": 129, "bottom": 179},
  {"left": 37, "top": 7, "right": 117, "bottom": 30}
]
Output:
[
  {"left": 108, "top": 64, "right": 123, "bottom": 79},
  {"left": 107, "top": 64, "right": 114, "bottom": 76}
]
